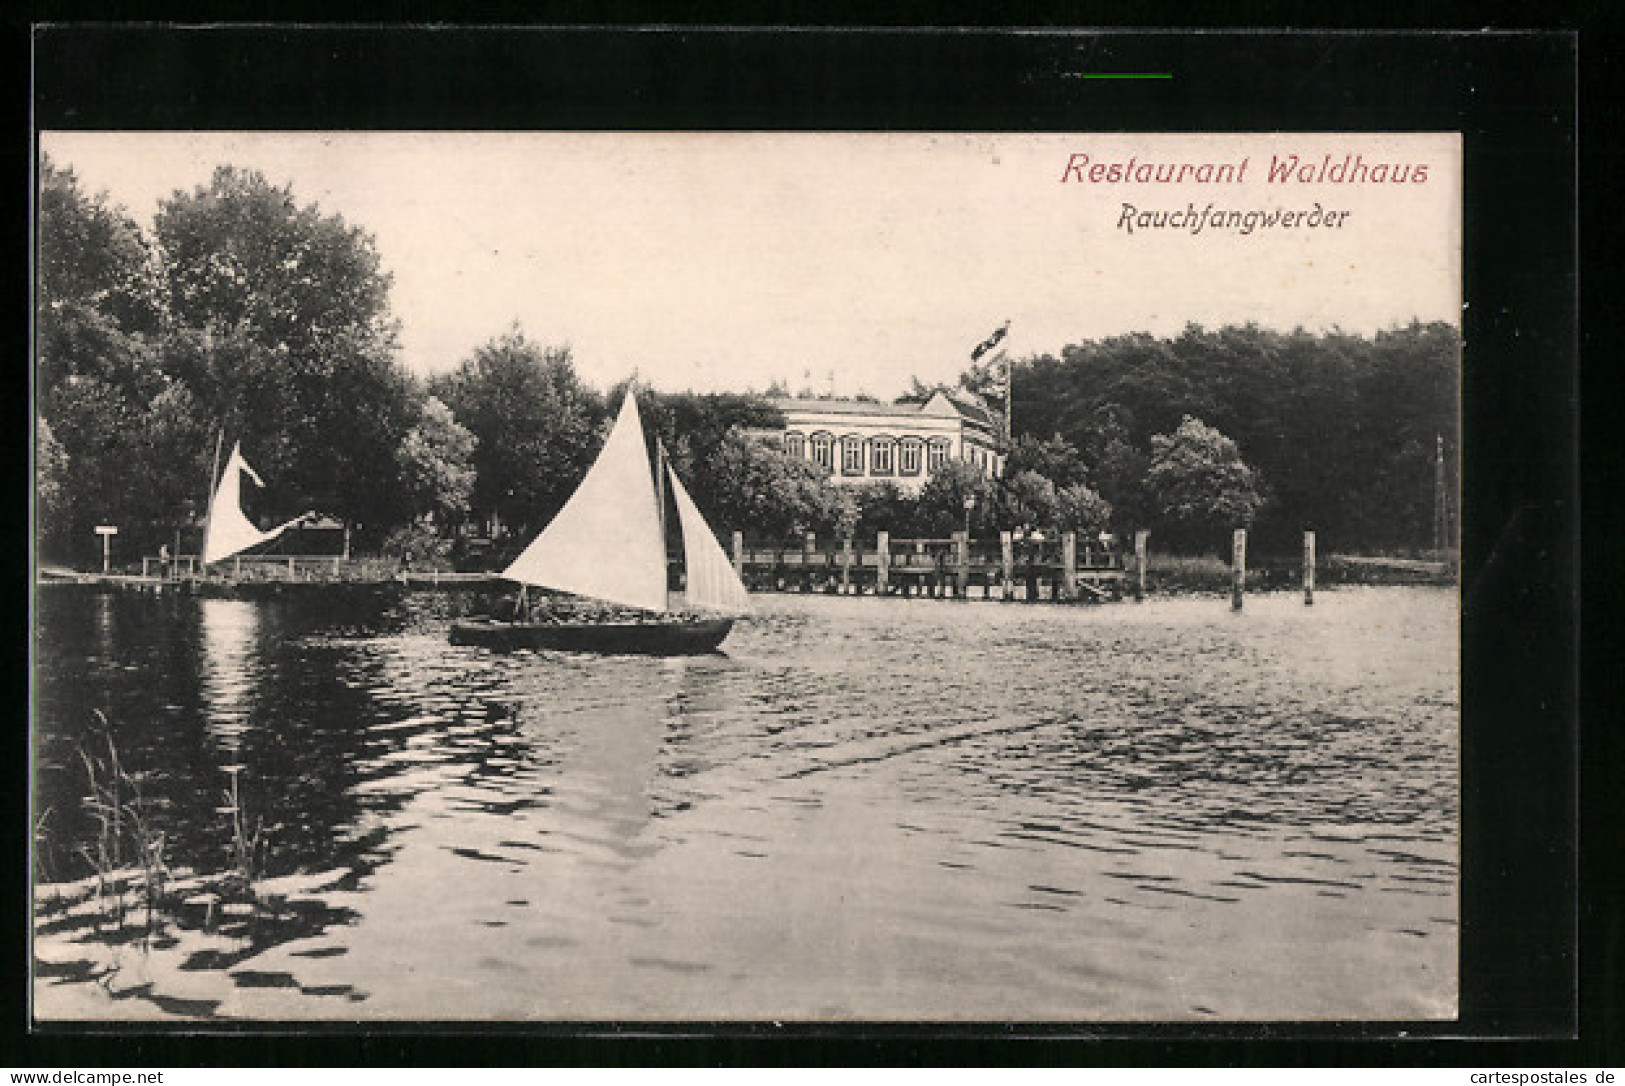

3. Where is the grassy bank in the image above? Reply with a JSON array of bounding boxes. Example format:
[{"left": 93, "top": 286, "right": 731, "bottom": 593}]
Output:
[{"left": 1144, "top": 553, "right": 1457, "bottom": 595}]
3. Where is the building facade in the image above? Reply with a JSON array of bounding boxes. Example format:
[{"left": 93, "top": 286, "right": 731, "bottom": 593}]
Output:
[{"left": 765, "top": 391, "right": 1005, "bottom": 491}]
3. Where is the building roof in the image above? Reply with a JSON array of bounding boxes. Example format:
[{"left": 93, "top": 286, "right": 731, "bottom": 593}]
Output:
[
  {"left": 769, "top": 391, "right": 998, "bottom": 425},
  {"left": 767, "top": 396, "right": 925, "bottom": 419}
]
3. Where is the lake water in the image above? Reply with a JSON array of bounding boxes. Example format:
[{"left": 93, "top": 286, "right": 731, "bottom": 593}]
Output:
[{"left": 32, "top": 586, "right": 1458, "bottom": 1022}]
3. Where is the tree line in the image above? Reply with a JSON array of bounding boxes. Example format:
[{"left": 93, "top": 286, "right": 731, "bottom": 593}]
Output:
[{"left": 35, "top": 159, "right": 1456, "bottom": 567}]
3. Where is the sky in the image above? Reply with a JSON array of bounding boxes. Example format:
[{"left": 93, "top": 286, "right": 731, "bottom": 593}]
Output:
[{"left": 40, "top": 131, "right": 1461, "bottom": 400}]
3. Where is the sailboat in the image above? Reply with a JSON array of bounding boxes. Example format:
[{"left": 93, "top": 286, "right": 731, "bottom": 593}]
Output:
[
  {"left": 449, "top": 392, "right": 751, "bottom": 655},
  {"left": 202, "top": 441, "right": 309, "bottom": 567}
]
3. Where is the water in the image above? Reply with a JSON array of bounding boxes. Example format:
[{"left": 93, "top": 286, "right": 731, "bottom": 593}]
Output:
[{"left": 32, "top": 586, "right": 1457, "bottom": 1022}]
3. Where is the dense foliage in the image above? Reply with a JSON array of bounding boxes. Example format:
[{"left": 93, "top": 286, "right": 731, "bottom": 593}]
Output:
[{"left": 1004, "top": 322, "right": 1459, "bottom": 554}]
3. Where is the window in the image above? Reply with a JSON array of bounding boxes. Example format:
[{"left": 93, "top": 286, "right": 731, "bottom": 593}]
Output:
[
  {"left": 899, "top": 437, "right": 923, "bottom": 476},
  {"left": 870, "top": 436, "right": 895, "bottom": 475},
  {"left": 783, "top": 431, "right": 806, "bottom": 459},
  {"left": 927, "top": 439, "right": 951, "bottom": 473},
  {"left": 840, "top": 434, "right": 866, "bottom": 475},
  {"left": 810, "top": 432, "right": 834, "bottom": 471}
]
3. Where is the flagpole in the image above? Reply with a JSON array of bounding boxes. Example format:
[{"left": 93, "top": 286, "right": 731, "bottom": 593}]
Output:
[{"left": 1004, "top": 350, "right": 1013, "bottom": 453}]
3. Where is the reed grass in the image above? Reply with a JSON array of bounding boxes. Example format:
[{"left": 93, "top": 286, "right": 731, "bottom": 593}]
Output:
[
  {"left": 220, "top": 766, "right": 265, "bottom": 895},
  {"left": 72, "top": 711, "right": 168, "bottom": 933}
]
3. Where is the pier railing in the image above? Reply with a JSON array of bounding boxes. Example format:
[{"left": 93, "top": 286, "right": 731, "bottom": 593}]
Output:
[
  {"left": 143, "top": 553, "right": 355, "bottom": 581},
  {"left": 728, "top": 530, "right": 1125, "bottom": 601}
]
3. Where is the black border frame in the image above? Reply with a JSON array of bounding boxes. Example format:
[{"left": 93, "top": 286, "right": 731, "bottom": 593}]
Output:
[{"left": 14, "top": 23, "right": 1592, "bottom": 1066}]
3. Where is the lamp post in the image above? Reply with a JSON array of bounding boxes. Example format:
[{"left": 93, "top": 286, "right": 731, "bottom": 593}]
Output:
[{"left": 962, "top": 493, "right": 976, "bottom": 541}]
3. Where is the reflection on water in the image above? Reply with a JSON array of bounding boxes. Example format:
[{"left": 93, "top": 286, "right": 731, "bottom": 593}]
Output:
[
  {"left": 33, "top": 587, "right": 1458, "bottom": 1021},
  {"left": 200, "top": 599, "right": 261, "bottom": 755}
]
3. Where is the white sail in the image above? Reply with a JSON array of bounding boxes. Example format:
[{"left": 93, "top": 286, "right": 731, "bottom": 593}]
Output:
[
  {"left": 501, "top": 393, "right": 669, "bottom": 612},
  {"left": 202, "top": 443, "right": 301, "bottom": 565},
  {"left": 667, "top": 464, "right": 753, "bottom": 615}
]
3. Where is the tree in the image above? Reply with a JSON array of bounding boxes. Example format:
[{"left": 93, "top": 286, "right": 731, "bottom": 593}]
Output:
[
  {"left": 1145, "top": 415, "right": 1265, "bottom": 551},
  {"left": 1055, "top": 482, "right": 1112, "bottom": 537},
  {"left": 397, "top": 397, "right": 477, "bottom": 527},
  {"left": 36, "top": 157, "right": 166, "bottom": 409},
  {"left": 36, "top": 417, "right": 69, "bottom": 546},
  {"left": 431, "top": 329, "right": 604, "bottom": 534},
  {"left": 37, "top": 155, "right": 164, "bottom": 341},
  {"left": 997, "top": 469, "right": 1059, "bottom": 531},
  {"left": 154, "top": 166, "right": 395, "bottom": 358},
  {"left": 847, "top": 481, "right": 924, "bottom": 539},
  {"left": 694, "top": 432, "right": 848, "bottom": 540},
  {"left": 1007, "top": 433, "right": 1090, "bottom": 490},
  {"left": 152, "top": 167, "right": 418, "bottom": 534},
  {"left": 629, "top": 388, "right": 784, "bottom": 482},
  {"left": 42, "top": 374, "right": 211, "bottom": 559},
  {"left": 915, "top": 461, "right": 1000, "bottom": 536}
]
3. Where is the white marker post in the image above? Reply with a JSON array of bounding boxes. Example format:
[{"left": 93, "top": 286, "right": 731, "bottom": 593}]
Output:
[{"left": 94, "top": 525, "right": 118, "bottom": 575}]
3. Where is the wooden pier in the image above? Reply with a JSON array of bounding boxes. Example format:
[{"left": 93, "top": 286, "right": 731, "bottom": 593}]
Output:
[
  {"left": 43, "top": 535, "right": 1128, "bottom": 603},
  {"left": 728, "top": 531, "right": 1127, "bottom": 602}
]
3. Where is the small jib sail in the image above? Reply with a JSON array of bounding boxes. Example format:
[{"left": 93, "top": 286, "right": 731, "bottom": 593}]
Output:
[
  {"left": 500, "top": 393, "right": 751, "bottom": 615},
  {"left": 202, "top": 442, "right": 304, "bottom": 565},
  {"left": 668, "top": 467, "right": 753, "bottom": 613}
]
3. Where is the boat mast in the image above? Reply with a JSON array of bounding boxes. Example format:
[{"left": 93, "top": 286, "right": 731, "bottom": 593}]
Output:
[
  {"left": 201, "top": 428, "right": 225, "bottom": 563},
  {"left": 655, "top": 436, "right": 668, "bottom": 558}
]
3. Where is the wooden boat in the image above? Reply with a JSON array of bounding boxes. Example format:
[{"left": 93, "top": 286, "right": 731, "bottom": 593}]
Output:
[
  {"left": 449, "top": 614, "right": 733, "bottom": 655},
  {"left": 449, "top": 392, "right": 751, "bottom": 655}
]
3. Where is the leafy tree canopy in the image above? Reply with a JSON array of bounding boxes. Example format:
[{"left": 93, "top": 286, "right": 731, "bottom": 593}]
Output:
[
  {"left": 154, "top": 166, "right": 396, "bottom": 362},
  {"left": 431, "top": 329, "right": 604, "bottom": 534},
  {"left": 1145, "top": 415, "right": 1266, "bottom": 550}
]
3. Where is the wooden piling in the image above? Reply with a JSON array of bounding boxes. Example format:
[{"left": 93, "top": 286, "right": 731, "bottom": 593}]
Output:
[
  {"left": 876, "top": 531, "right": 890, "bottom": 595},
  {"left": 954, "top": 531, "right": 970, "bottom": 598},
  {"left": 804, "top": 531, "right": 817, "bottom": 592},
  {"left": 1303, "top": 530, "right": 1316, "bottom": 605},
  {"left": 732, "top": 531, "right": 745, "bottom": 582},
  {"left": 1134, "top": 529, "right": 1149, "bottom": 601},
  {"left": 999, "top": 531, "right": 1014, "bottom": 601},
  {"left": 1231, "top": 528, "right": 1247, "bottom": 611},
  {"left": 840, "top": 538, "right": 853, "bottom": 593},
  {"left": 1060, "top": 532, "right": 1077, "bottom": 601}
]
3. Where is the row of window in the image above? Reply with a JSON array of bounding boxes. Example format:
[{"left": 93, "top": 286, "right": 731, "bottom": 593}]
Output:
[{"left": 784, "top": 431, "right": 957, "bottom": 477}]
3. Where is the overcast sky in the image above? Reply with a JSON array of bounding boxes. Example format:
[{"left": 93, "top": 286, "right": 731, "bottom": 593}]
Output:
[{"left": 41, "top": 131, "right": 1460, "bottom": 400}]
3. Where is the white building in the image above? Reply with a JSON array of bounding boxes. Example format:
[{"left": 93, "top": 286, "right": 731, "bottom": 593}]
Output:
[{"left": 764, "top": 391, "right": 1006, "bottom": 491}]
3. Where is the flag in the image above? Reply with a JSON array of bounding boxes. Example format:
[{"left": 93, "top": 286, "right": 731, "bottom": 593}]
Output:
[{"left": 971, "top": 321, "right": 1009, "bottom": 361}]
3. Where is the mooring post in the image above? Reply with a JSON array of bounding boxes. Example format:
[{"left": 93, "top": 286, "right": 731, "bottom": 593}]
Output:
[
  {"left": 999, "top": 531, "right": 1015, "bottom": 600},
  {"left": 234, "top": 556, "right": 242, "bottom": 579},
  {"left": 1231, "top": 528, "right": 1247, "bottom": 611},
  {"left": 1061, "top": 532, "right": 1078, "bottom": 601},
  {"left": 876, "top": 531, "right": 890, "bottom": 595},
  {"left": 1303, "top": 529, "right": 1316, "bottom": 605},
  {"left": 1134, "top": 529, "right": 1149, "bottom": 601},
  {"left": 731, "top": 530, "right": 745, "bottom": 581}
]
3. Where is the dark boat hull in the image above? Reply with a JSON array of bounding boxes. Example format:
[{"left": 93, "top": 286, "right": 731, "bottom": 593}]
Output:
[{"left": 449, "top": 616, "right": 734, "bottom": 655}]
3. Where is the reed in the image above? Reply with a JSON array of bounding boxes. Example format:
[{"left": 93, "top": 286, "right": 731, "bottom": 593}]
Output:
[
  {"left": 73, "top": 712, "right": 169, "bottom": 932},
  {"left": 220, "top": 766, "right": 265, "bottom": 895}
]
